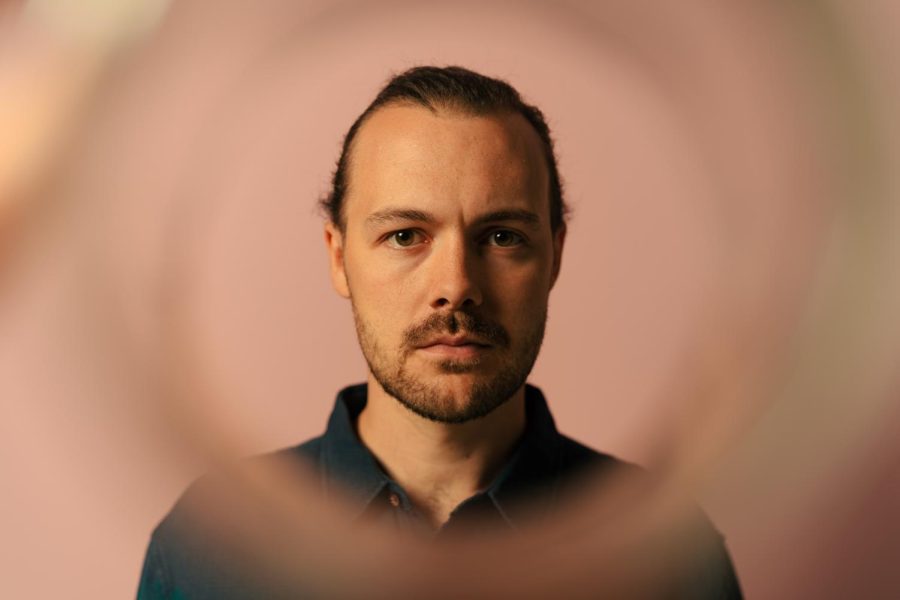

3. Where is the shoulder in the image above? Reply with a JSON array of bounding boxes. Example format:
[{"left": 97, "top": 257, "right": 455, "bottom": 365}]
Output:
[
  {"left": 553, "top": 434, "right": 644, "bottom": 487},
  {"left": 139, "top": 435, "right": 328, "bottom": 598},
  {"left": 556, "top": 434, "right": 628, "bottom": 467},
  {"left": 551, "top": 435, "right": 728, "bottom": 545},
  {"left": 553, "top": 435, "right": 712, "bottom": 519},
  {"left": 158, "top": 434, "right": 327, "bottom": 531},
  {"left": 552, "top": 436, "right": 742, "bottom": 597},
  {"left": 282, "top": 435, "right": 325, "bottom": 461}
]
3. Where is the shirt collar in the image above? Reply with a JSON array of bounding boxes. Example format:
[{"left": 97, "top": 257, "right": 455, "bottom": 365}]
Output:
[
  {"left": 485, "top": 384, "right": 564, "bottom": 526},
  {"left": 318, "top": 383, "right": 564, "bottom": 526},
  {"left": 318, "top": 384, "right": 389, "bottom": 515}
]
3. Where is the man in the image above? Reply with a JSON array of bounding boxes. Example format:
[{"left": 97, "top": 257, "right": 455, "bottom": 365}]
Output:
[{"left": 138, "top": 66, "right": 742, "bottom": 598}]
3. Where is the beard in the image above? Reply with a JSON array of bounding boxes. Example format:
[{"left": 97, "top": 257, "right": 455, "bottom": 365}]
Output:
[{"left": 351, "top": 302, "right": 546, "bottom": 424}]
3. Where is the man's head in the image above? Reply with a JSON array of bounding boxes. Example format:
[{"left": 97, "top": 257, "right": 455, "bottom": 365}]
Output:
[{"left": 323, "top": 66, "right": 567, "bottom": 424}]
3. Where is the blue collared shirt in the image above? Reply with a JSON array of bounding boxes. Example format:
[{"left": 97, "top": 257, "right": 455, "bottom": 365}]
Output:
[{"left": 138, "top": 384, "right": 742, "bottom": 598}]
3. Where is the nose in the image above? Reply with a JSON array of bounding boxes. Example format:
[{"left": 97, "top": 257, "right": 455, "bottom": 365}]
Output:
[{"left": 429, "top": 235, "right": 483, "bottom": 310}]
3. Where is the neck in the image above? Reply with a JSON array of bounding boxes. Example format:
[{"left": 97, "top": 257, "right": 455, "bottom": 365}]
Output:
[{"left": 357, "top": 376, "right": 526, "bottom": 529}]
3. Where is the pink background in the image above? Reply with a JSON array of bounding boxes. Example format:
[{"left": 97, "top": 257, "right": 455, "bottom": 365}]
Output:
[{"left": 2, "top": 1, "right": 899, "bottom": 598}]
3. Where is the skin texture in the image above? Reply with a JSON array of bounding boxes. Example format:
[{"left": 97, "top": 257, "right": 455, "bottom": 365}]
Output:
[{"left": 324, "top": 103, "right": 565, "bottom": 526}]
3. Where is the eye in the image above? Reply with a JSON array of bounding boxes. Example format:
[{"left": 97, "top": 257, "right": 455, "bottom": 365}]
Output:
[
  {"left": 385, "top": 229, "right": 425, "bottom": 248},
  {"left": 486, "top": 229, "right": 525, "bottom": 247}
]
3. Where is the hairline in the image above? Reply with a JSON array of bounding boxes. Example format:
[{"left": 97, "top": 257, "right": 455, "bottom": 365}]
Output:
[{"left": 336, "top": 98, "right": 557, "bottom": 234}]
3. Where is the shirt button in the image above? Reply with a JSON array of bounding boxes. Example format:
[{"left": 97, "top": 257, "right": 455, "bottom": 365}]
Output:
[{"left": 389, "top": 493, "right": 401, "bottom": 508}]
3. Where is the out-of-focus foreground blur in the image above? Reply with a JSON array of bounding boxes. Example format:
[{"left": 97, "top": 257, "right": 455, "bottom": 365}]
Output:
[{"left": 1, "top": 0, "right": 898, "bottom": 598}]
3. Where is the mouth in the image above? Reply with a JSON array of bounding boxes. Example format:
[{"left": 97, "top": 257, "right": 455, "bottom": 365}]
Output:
[{"left": 415, "top": 335, "right": 493, "bottom": 360}]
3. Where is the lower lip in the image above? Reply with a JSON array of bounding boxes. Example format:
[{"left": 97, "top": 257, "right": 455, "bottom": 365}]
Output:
[{"left": 418, "top": 344, "right": 490, "bottom": 359}]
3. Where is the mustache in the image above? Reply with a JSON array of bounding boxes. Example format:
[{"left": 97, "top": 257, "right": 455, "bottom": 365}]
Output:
[{"left": 404, "top": 311, "right": 510, "bottom": 348}]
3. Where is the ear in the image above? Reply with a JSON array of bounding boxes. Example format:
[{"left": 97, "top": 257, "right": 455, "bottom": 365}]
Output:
[
  {"left": 324, "top": 222, "right": 351, "bottom": 298},
  {"left": 549, "top": 223, "right": 566, "bottom": 291}
]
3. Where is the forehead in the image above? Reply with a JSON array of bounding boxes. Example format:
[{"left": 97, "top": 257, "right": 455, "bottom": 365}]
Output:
[{"left": 345, "top": 103, "right": 549, "bottom": 224}]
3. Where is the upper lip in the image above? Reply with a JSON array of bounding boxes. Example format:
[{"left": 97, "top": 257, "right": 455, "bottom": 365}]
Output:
[{"left": 417, "top": 335, "right": 491, "bottom": 348}]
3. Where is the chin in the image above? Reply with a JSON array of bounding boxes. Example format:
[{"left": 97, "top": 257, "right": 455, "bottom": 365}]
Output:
[{"left": 428, "top": 371, "right": 479, "bottom": 392}]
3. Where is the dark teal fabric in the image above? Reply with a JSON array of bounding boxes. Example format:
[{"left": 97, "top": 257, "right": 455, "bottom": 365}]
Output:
[{"left": 137, "top": 384, "right": 742, "bottom": 599}]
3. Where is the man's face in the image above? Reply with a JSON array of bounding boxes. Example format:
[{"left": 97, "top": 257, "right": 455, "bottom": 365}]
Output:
[{"left": 325, "top": 104, "right": 565, "bottom": 423}]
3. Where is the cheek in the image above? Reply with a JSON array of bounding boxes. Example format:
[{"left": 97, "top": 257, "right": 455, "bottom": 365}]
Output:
[
  {"left": 346, "top": 241, "right": 424, "bottom": 293},
  {"left": 346, "top": 254, "right": 423, "bottom": 331},
  {"left": 486, "top": 257, "right": 552, "bottom": 297},
  {"left": 484, "top": 262, "right": 551, "bottom": 326}
]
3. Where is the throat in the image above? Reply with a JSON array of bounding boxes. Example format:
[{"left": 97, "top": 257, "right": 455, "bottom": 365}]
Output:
[
  {"left": 356, "top": 379, "right": 527, "bottom": 528},
  {"left": 411, "top": 488, "right": 471, "bottom": 531}
]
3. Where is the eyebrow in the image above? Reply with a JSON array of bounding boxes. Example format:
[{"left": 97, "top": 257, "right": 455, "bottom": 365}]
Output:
[
  {"left": 364, "top": 207, "right": 542, "bottom": 229},
  {"left": 365, "top": 208, "right": 437, "bottom": 227},
  {"left": 473, "top": 209, "right": 541, "bottom": 229}
]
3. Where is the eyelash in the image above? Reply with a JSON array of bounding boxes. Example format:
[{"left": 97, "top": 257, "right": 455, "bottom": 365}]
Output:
[
  {"left": 383, "top": 228, "right": 527, "bottom": 249},
  {"left": 384, "top": 229, "right": 426, "bottom": 248}
]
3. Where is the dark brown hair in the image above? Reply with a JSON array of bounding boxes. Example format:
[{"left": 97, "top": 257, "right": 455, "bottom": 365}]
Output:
[{"left": 321, "top": 65, "right": 567, "bottom": 231}]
